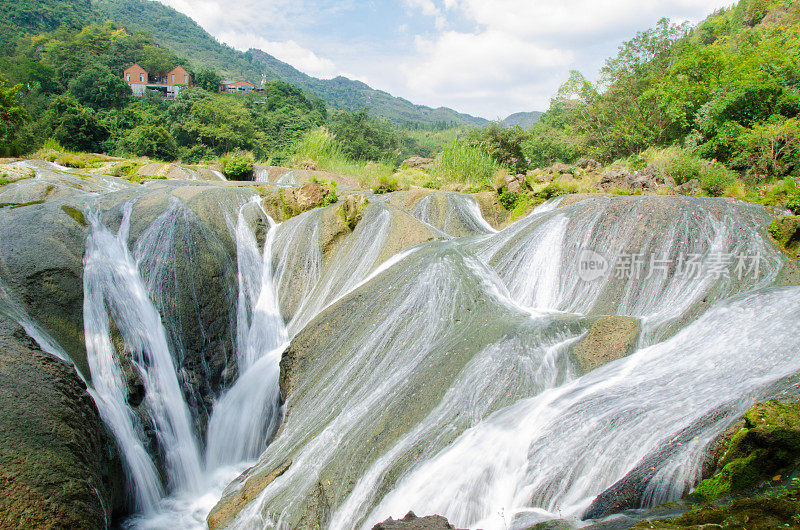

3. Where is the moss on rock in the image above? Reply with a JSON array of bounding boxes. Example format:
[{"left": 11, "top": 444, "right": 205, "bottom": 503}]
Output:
[
  {"left": 691, "top": 400, "right": 800, "bottom": 502},
  {"left": 0, "top": 317, "right": 124, "bottom": 528},
  {"left": 769, "top": 215, "right": 800, "bottom": 258}
]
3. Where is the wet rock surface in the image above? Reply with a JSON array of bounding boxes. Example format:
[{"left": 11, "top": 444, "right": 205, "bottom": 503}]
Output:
[
  {"left": 372, "top": 511, "right": 461, "bottom": 529},
  {"left": 0, "top": 316, "right": 124, "bottom": 528}
]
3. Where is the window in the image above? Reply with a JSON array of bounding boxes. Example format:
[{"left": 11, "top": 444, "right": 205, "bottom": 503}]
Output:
[
  {"left": 140, "top": 73, "right": 144, "bottom": 82},
  {"left": 126, "top": 73, "right": 130, "bottom": 81},
  {"left": 184, "top": 75, "right": 188, "bottom": 83},
  {"left": 171, "top": 74, "right": 175, "bottom": 83}
]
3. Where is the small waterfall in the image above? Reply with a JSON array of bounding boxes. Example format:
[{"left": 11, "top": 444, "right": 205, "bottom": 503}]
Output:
[
  {"left": 83, "top": 205, "right": 203, "bottom": 508},
  {"left": 276, "top": 170, "right": 298, "bottom": 187},
  {"left": 232, "top": 202, "right": 287, "bottom": 370},
  {"left": 126, "top": 199, "right": 290, "bottom": 528},
  {"left": 287, "top": 206, "right": 392, "bottom": 334},
  {"left": 364, "top": 287, "right": 800, "bottom": 529},
  {"left": 254, "top": 166, "right": 270, "bottom": 183},
  {"left": 205, "top": 202, "right": 288, "bottom": 468}
]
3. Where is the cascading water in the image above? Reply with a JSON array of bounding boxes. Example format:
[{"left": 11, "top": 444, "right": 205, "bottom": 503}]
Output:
[
  {"left": 5, "top": 163, "right": 798, "bottom": 530},
  {"left": 117, "top": 198, "right": 290, "bottom": 528},
  {"left": 83, "top": 204, "right": 202, "bottom": 510},
  {"left": 205, "top": 201, "right": 288, "bottom": 468},
  {"left": 211, "top": 195, "right": 800, "bottom": 530}
]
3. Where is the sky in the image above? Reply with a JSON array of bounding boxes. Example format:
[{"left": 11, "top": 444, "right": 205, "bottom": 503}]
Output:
[{"left": 156, "top": 0, "right": 737, "bottom": 120}]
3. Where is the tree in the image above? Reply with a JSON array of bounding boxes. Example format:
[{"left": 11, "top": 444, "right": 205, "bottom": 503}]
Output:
[
  {"left": 194, "top": 68, "right": 221, "bottom": 92},
  {"left": 0, "top": 77, "right": 29, "bottom": 155},
  {"left": 46, "top": 94, "right": 108, "bottom": 152},
  {"left": 68, "top": 64, "right": 131, "bottom": 109},
  {"left": 119, "top": 124, "right": 178, "bottom": 161}
]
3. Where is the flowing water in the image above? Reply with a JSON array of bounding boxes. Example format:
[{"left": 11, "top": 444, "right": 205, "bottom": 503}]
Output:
[{"left": 2, "top": 177, "right": 798, "bottom": 530}]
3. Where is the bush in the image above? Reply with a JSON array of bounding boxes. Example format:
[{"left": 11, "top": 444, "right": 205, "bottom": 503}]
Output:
[
  {"left": 788, "top": 191, "right": 800, "bottom": 215},
  {"left": 739, "top": 118, "right": 800, "bottom": 177},
  {"left": 646, "top": 146, "right": 702, "bottom": 184},
  {"left": 372, "top": 174, "right": 400, "bottom": 194},
  {"left": 220, "top": 151, "right": 254, "bottom": 180},
  {"left": 119, "top": 125, "right": 178, "bottom": 161},
  {"left": 700, "top": 165, "right": 738, "bottom": 196},
  {"left": 536, "top": 183, "right": 565, "bottom": 199},
  {"left": 499, "top": 191, "right": 520, "bottom": 210},
  {"left": 429, "top": 138, "right": 501, "bottom": 187},
  {"left": 56, "top": 154, "right": 87, "bottom": 168}
]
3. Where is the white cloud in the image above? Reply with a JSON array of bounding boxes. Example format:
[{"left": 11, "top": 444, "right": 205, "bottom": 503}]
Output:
[
  {"left": 403, "top": 0, "right": 447, "bottom": 29},
  {"left": 155, "top": 0, "right": 739, "bottom": 118},
  {"left": 218, "top": 32, "right": 340, "bottom": 79},
  {"left": 391, "top": 0, "right": 737, "bottom": 117}
]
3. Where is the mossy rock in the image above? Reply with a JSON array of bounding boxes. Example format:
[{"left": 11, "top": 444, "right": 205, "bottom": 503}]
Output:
[
  {"left": 769, "top": 215, "right": 800, "bottom": 258},
  {"left": 692, "top": 400, "right": 800, "bottom": 501},
  {"left": 633, "top": 484, "right": 800, "bottom": 529},
  {"left": 0, "top": 317, "right": 125, "bottom": 528}
]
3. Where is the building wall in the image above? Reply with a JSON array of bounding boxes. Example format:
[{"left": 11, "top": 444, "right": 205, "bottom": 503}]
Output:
[
  {"left": 123, "top": 64, "right": 148, "bottom": 85},
  {"left": 167, "top": 66, "right": 192, "bottom": 86}
]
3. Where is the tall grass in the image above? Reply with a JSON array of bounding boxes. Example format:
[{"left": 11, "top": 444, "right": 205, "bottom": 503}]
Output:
[
  {"left": 429, "top": 138, "right": 501, "bottom": 188},
  {"left": 293, "top": 128, "right": 394, "bottom": 185}
]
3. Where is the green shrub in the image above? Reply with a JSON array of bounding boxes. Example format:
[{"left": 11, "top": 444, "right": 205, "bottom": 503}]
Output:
[
  {"left": 788, "top": 193, "right": 800, "bottom": 215},
  {"left": 499, "top": 191, "right": 520, "bottom": 210},
  {"left": 372, "top": 174, "right": 400, "bottom": 194},
  {"left": 55, "top": 154, "right": 86, "bottom": 168},
  {"left": 700, "top": 165, "right": 738, "bottom": 196},
  {"left": 536, "top": 183, "right": 565, "bottom": 199},
  {"left": 321, "top": 190, "right": 338, "bottom": 206},
  {"left": 220, "top": 151, "right": 254, "bottom": 180},
  {"left": 42, "top": 138, "right": 65, "bottom": 151},
  {"left": 429, "top": 138, "right": 501, "bottom": 188},
  {"left": 119, "top": 125, "right": 178, "bottom": 161}
]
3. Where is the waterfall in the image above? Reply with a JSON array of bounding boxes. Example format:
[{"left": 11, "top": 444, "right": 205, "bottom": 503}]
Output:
[
  {"left": 205, "top": 202, "right": 288, "bottom": 468},
  {"left": 364, "top": 287, "right": 800, "bottom": 529},
  {"left": 214, "top": 195, "right": 799, "bottom": 530},
  {"left": 83, "top": 205, "right": 202, "bottom": 510},
  {"left": 119, "top": 198, "right": 289, "bottom": 528}
]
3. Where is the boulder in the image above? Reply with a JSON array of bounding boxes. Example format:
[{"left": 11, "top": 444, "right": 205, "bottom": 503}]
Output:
[
  {"left": 504, "top": 174, "right": 524, "bottom": 193},
  {"left": 372, "top": 511, "right": 461, "bottom": 529},
  {"left": 401, "top": 157, "right": 434, "bottom": 169},
  {"left": 577, "top": 158, "right": 602, "bottom": 170},
  {"left": 599, "top": 169, "right": 633, "bottom": 190},
  {"left": 769, "top": 215, "right": 800, "bottom": 258},
  {"left": 676, "top": 178, "right": 702, "bottom": 196},
  {"left": 0, "top": 316, "right": 124, "bottom": 528},
  {"left": 572, "top": 316, "right": 640, "bottom": 373},
  {"left": 295, "top": 181, "right": 326, "bottom": 210}
]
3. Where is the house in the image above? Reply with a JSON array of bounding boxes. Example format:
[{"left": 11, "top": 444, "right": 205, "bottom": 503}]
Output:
[
  {"left": 123, "top": 63, "right": 193, "bottom": 98},
  {"left": 220, "top": 80, "right": 262, "bottom": 94}
]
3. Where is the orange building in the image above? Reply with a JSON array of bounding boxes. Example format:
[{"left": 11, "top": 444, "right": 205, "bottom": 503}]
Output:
[
  {"left": 123, "top": 63, "right": 193, "bottom": 98},
  {"left": 220, "top": 80, "right": 260, "bottom": 93}
]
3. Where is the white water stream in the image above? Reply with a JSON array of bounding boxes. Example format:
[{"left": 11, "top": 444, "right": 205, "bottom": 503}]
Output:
[{"left": 3, "top": 187, "right": 796, "bottom": 530}]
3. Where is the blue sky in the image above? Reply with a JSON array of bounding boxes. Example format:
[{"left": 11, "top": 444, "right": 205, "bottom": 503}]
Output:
[{"left": 157, "top": 0, "right": 737, "bottom": 119}]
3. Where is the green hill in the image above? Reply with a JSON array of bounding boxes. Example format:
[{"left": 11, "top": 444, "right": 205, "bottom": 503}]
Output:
[
  {"left": 503, "top": 111, "right": 542, "bottom": 128},
  {"left": 92, "top": 0, "right": 488, "bottom": 126},
  {"left": 0, "top": 0, "right": 93, "bottom": 51}
]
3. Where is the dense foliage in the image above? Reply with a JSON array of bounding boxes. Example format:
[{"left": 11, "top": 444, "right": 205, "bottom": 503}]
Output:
[
  {"left": 524, "top": 0, "right": 800, "bottom": 181},
  {"left": 0, "top": 16, "right": 442, "bottom": 168}
]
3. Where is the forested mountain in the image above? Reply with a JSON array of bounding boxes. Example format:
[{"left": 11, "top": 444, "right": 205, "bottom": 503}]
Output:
[
  {"left": 0, "top": 0, "right": 93, "bottom": 52},
  {"left": 503, "top": 111, "right": 542, "bottom": 128},
  {"left": 92, "top": 0, "right": 488, "bottom": 126}
]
